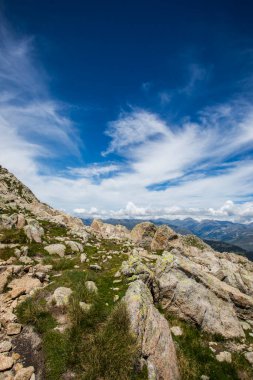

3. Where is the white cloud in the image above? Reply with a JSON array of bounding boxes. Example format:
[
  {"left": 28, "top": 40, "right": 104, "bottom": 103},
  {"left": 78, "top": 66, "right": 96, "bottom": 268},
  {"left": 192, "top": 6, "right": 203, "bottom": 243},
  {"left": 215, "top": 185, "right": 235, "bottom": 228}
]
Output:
[
  {"left": 103, "top": 110, "right": 168, "bottom": 155},
  {"left": 73, "top": 200, "right": 253, "bottom": 223},
  {"left": 70, "top": 164, "right": 120, "bottom": 178},
  {"left": 0, "top": 17, "right": 81, "bottom": 183}
]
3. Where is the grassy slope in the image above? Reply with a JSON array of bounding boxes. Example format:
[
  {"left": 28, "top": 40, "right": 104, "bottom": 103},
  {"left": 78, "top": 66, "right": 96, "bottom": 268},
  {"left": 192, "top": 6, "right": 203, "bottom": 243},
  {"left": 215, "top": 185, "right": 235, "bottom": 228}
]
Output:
[
  {"left": 15, "top": 226, "right": 147, "bottom": 380},
  {"left": 1, "top": 222, "right": 252, "bottom": 379}
]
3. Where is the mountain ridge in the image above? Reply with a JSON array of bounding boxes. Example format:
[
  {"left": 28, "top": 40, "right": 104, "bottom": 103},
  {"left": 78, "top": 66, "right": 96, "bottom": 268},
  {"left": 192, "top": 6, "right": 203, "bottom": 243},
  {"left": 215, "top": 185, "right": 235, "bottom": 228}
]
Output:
[{"left": 82, "top": 217, "right": 253, "bottom": 260}]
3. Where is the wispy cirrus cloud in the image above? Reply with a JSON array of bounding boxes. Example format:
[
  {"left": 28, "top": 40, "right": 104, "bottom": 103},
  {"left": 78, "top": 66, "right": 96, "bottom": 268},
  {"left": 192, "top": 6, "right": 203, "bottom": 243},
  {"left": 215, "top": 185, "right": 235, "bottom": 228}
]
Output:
[
  {"left": 0, "top": 18, "right": 81, "bottom": 181},
  {"left": 69, "top": 163, "right": 120, "bottom": 178}
]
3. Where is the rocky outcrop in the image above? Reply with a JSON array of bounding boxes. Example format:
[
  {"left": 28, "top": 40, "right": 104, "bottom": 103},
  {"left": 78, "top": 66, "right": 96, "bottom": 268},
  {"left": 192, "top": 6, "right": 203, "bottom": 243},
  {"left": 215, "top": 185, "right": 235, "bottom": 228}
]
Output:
[
  {"left": 151, "top": 225, "right": 178, "bottom": 251},
  {"left": 0, "top": 213, "right": 26, "bottom": 230},
  {"left": 121, "top": 254, "right": 153, "bottom": 282},
  {"left": 23, "top": 219, "right": 44, "bottom": 243},
  {"left": 0, "top": 165, "right": 87, "bottom": 235},
  {"left": 154, "top": 250, "right": 252, "bottom": 338},
  {"left": 91, "top": 219, "right": 130, "bottom": 239},
  {"left": 130, "top": 222, "right": 157, "bottom": 248},
  {"left": 124, "top": 280, "right": 180, "bottom": 380}
]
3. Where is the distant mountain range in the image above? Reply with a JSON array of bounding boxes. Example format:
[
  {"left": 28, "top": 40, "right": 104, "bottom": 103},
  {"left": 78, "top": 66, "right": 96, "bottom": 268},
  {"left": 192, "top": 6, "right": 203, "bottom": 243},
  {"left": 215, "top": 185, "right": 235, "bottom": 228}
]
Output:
[{"left": 82, "top": 217, "right": 253, "bottom": 260}]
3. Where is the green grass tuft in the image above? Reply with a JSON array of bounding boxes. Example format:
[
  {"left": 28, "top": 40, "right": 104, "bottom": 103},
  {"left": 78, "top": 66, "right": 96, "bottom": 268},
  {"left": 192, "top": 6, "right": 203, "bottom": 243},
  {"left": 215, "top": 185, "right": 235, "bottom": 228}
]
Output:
[
  {"left": 16, "top": 295, "right": 56, "bottom": 334},
  {"left": 0, "top": 247, "right": 15, "bottom": 260},
  {"left": 0, "top": 228, "right": 27, "bottom": 244},
  {"left": 80, "top": 302, "right": 138, "bottom": 380}
]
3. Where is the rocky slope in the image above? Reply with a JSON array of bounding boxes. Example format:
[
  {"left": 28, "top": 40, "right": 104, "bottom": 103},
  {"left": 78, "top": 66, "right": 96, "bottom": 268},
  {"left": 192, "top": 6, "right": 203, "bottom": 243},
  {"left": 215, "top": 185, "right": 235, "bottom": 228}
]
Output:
[{"left": 0, "top": 166, "right": 253, "bottom": 380}]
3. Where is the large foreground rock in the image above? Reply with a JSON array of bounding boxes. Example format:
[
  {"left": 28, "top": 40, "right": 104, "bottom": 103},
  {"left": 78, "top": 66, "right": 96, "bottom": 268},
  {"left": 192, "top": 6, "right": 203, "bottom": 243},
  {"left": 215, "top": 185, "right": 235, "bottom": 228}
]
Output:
[
  {"left": 155, "top": 251, "right": 247, "bottom": 338},
  {"left": 124, "top": 280, "right": 180, "bottom": 380}
]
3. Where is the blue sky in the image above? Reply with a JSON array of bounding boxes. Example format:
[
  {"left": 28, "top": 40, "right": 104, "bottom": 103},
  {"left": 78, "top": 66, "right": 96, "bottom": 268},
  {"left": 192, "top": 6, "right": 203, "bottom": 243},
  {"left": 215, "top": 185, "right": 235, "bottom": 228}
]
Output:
[{"left": 1, "top": 0, "right": 253, "bottom": 221}]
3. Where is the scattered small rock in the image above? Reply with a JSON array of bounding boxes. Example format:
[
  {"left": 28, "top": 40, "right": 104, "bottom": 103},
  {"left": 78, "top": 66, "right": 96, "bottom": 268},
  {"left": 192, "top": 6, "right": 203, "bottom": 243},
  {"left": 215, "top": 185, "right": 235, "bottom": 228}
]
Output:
[
  {"left": 19, "top": 256, "right": 33, "bottom": 264},
  {"left": 44, "top": 244, "right": 66, "bottom": 257},
  {"left": 65, "top": 240, "right": 83, "bottom": 253},
  {"left": 113, "top": 295, "right": 119, "bottom": 302},
  {"left": 0, "top": 354, "right": 14, "bottom": 371},
  {"left": 14, "top": 366, "right": 34, "bottom": 380},
  {"left": 79, "top": 302, "right": 92, "bottom": 312},
  {"left": 113, "top": 279, "right": 122, "bottom": 283},
  {"left": 52, "top": 287, "right": 73, "bottom": 307},
  {"left": 85, "top": 281, "right": 98, "bottom": 293},
  {"left": 244, "top": 351, "right": 253, "bottom": 365},
  {"left": 216, "top": 351, "right": 232, "bottom": 363},
  {"left": 80, "top": 253, "right": 87, "bottom": 263},
  {"left": 89, "top": 264, "right": 102, "bottom": 271},
  {"left": 171, "top": 326, "right": 183, "bottom": 336},
  {"left": 7, "top": 323, "right": 22, "bottom": 335},
  {"left": 0, "top": 341, "right": 12, "bottom": 353}
]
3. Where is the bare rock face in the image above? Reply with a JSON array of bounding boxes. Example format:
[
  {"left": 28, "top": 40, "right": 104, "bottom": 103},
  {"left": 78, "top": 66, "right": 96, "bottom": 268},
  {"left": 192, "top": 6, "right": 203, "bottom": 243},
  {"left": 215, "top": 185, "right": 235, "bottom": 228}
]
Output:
[
  {"left": 130, "top": 222, "right": 157, "bottom": 248},
  {"left": 124, "top": 280, "right": 180, "bottom": 380},
  {"left": 91, "top": 219, "right": 130, "bottom": 239},
  {"left": 44, "top": 243, "right": 66, "bottom": 257},
  {"left": 155, "top": 251, "right": 248, "bottom": 338},
  {"left": 151, "top": 225, "right": 178, "bottom": 251},
  {"left": 121, "top": 255, "right": 153, "bottom": 282}
]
